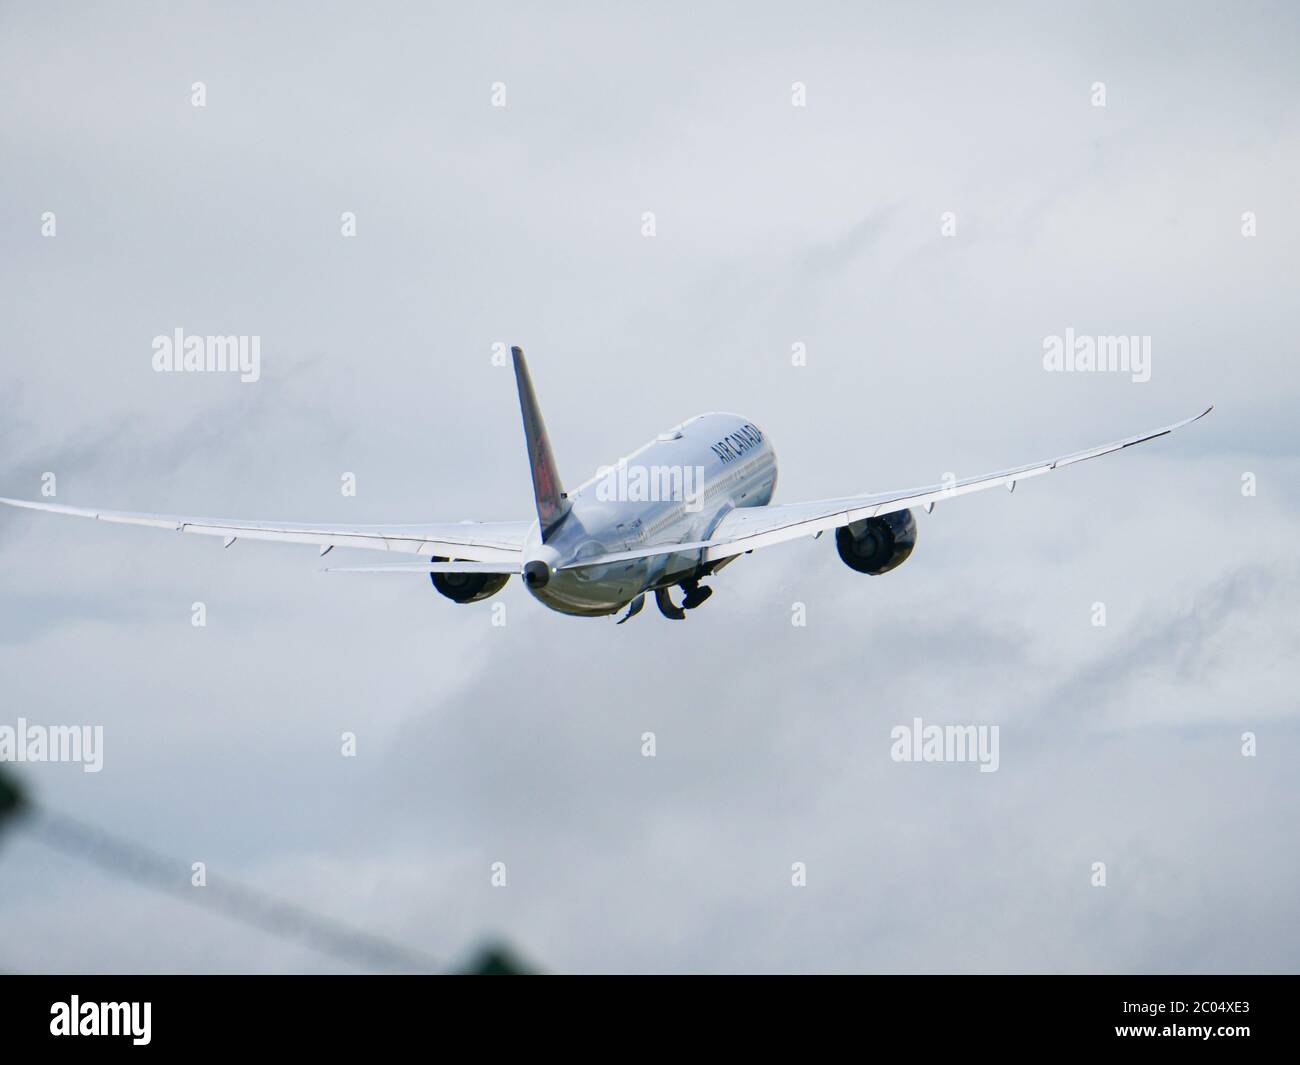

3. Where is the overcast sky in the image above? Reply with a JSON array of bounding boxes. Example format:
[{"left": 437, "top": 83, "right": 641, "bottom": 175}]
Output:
[{"left": 1, "top": 1, "right": 1297, "bottom": 973}]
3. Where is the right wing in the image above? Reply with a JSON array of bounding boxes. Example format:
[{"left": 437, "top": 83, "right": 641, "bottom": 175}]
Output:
[
  {"left": 562, "top": 406, "right": 1212, "bottom": 570},
  {"left": 0, "top": 496, "right": 531, "bottom": 565}
]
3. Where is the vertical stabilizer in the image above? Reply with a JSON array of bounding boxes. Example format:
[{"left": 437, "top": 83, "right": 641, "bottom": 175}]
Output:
[{"left": 511, "top": 346, "right": 570, "bottom": 539}]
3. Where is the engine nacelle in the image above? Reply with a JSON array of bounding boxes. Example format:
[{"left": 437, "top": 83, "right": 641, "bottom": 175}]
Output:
[
  {"left": 429, "top": 556, "right": 510, "bottom": 604},
  {"left": 835, "top": 509, "right": 917, "bottom": 575}
]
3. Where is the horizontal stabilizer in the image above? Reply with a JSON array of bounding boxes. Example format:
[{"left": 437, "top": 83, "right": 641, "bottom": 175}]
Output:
[{"left": 323, "top": 561, "right": 521, "bottom": 575}]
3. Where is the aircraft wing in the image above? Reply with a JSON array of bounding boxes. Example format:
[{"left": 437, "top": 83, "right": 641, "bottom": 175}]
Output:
[
  {"left": 0, "top": 496, "right": 531, "bottom": 565},
  {"left": 563, "top": 406, "right": 1212, "bottom": 570}
]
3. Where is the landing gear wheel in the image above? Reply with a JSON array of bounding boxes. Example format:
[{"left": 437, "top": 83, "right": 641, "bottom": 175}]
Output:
[
  {"left": 654, "top": 587, "right": 687, "bottom": 620},
  {"left": 680, "top": 579, "right": 713, "bottom": 610}
]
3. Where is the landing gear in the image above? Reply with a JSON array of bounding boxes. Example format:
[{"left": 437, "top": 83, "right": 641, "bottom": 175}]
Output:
[
  {"left": 651, "top": 579, "right": 711, "bottom": 621},
  {"left": 680, "top": 578, "right": 712, "bottom": 610},
  {"left": 654, "top": 587, "right": 686, "bottom": 620},
  {"left": 616, "top": 594, "right": 646, "bottom": 624}
]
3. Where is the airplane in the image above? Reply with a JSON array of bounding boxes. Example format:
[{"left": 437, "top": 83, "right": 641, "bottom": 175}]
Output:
[{"left": 0, "top": 347, "right": 1211, "bottom": 623}]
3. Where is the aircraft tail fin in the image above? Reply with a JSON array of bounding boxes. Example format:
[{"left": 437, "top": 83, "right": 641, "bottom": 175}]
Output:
[{"left": 511, "top": 346, "right": 570, "bottom": 539}]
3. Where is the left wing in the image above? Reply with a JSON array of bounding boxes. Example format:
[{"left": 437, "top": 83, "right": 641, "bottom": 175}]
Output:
[
  {"left": 0, "top": 496, "right": 531, "bottom": 565},
  {"left": 563, "top": 406, "right": 1212, "bottom": 570}
]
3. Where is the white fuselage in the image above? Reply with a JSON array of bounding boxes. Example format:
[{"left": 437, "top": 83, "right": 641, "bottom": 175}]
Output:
[{"left": 522, "top": 412, "right": 777, "bottom": 616}]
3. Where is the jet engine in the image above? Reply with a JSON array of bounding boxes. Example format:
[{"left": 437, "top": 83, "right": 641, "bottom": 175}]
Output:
[
  {"left": 835, "top": 509, "right": 917, "bottom": 575},
  {"left": 429, "top": 557, "right": 510, "bottom": 603}
]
